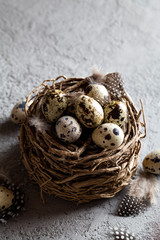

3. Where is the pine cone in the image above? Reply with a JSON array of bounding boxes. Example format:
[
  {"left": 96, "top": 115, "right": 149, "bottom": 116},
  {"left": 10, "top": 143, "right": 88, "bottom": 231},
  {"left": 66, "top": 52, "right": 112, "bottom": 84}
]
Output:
[{"left": 117, "top": 195, "right": 146, "bottom": 217}]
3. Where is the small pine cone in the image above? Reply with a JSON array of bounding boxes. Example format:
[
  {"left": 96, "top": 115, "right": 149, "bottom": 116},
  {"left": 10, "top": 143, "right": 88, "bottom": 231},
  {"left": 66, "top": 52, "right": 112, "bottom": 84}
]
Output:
[
  {"left": 117, "top": 195, "right": 146, "bottom": 217},
  {"left": 0, "top": 181, "right": 25, "bottom": 222},
  {"left": 109, "top": 226, "right": 136, "bottom": 240}
]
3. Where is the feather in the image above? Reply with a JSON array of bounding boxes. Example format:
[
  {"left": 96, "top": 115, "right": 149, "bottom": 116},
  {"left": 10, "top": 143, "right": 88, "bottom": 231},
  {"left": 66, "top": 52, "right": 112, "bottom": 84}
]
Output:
[
  {"left": 91, "top": 69, "right": 105, "bottom": 83},
  {"left": 109, "top": 226, "right": 136, "bottom": 240},
  {"left": 117, "top": 169, "right": 159, "bottom": 217},
  {"left": 29, "top": 115, "right": 50, "bottom": 132},
  {"left": 118, "top": 194, "right": 146, "bottom": 217},
  {"left": 128, "top": 170, "right": 159, "bottom": 204}
]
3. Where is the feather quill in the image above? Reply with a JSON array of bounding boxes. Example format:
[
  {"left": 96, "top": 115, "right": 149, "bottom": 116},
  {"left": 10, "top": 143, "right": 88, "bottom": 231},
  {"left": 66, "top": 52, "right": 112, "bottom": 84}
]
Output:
[
  {"left": 117, "top": 169, "right": 159, "bottom": 217},
  {"left": 29, "top": 115, "right": 50, "bottom": 132}
]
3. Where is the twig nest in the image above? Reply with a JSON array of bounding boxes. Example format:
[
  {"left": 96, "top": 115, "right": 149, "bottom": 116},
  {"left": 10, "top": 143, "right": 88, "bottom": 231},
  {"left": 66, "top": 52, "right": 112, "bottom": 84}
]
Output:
[
  {"left": 19, "top": 73, "right": 146, "bottom": 203},
  {"left": 92, "top": 123, "right": 124, "bottom": 149}
]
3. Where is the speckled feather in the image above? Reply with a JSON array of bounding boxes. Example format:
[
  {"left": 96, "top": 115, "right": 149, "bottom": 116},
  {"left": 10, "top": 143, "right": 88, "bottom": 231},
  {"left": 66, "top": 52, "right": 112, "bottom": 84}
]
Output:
[
  {"left": 117, "top": 170, "right": 159, "bottom": 217},
  {"left": 109, "top": 226, "right": 136, "bottom": 240}
]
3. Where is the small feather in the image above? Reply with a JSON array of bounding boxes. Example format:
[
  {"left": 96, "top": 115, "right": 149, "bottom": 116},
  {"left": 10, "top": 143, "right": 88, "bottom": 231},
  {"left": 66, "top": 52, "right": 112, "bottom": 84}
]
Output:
[
  {"left": 128, "top": 170, "right": 159, "bottom": 204},
  {"left": 29, "top": 115, "right": 50, "bottom": 132},
  {"left": 92, "top": 69, "right": 105, "bottom": 83},
  {"left": 117, "top": 169, "right": 159, "bottom": 217},
  {"left": 118, "top": 195, "right": 146, "bottom": 217},
  {"left": 109, "top": 226, "right": 136, "bottom": 240}
]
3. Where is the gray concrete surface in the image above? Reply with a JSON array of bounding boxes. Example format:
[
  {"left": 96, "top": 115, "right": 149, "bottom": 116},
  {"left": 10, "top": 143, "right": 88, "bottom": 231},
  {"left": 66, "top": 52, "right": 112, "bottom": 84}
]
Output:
[{"left": 0, "top": 0, "right": 160, "bottom": 239}]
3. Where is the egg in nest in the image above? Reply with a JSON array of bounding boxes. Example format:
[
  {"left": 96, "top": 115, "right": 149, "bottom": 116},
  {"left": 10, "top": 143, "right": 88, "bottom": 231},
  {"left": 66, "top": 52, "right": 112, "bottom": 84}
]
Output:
[
  {"left": 55, "top": 116, "right": 82, "bottom": 143},
  {"left": 85, "top": 83, "right": 109, "bottom": 106},
  {"left": 143, "top": 149, "right": 160, "bottom": 174},
  {"left": 75, "top": 95, "right": 104, "bottom": 128},
  {"left": 92, "top": 123, "right": 124, "bottom": 149},
  {"left": 103, "top": 101, "right": 127, "bottom": 128},
  {"left": 42, "top": 89, "right": 68, "bottom": 122}
]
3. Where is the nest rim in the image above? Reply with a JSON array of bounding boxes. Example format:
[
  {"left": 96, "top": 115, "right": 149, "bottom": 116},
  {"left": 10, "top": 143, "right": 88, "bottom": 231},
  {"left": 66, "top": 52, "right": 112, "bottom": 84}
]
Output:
[{"left": 19, "top": 73, "right": 146, "bottom": 204}]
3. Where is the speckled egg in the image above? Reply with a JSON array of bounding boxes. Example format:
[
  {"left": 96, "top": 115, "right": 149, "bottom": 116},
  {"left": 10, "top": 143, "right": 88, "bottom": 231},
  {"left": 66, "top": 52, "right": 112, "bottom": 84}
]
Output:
[
  {"left": 143, "top": 149, "right": 160, "bottom": 174},
  {"left": 42, "top": 89, "right": 68, "bottom": 122},
  {"left": 85, "top": 84, "right": 109, "bottom": 106},
  {"left": 103, "top": 101, "right": 127, "bottom": 128},
  {"left": 11, "top": 100, "right": 32, "bottom": 124},
  {"left": 0, "top": 186, "right": 14, "bottom": 212},
  {"left": 0, "top": 182, "right": 25, "bottom": 222},
  {"left": 75, "top": 95, "right": 104, "bottom": 128},
  {"left": 92, "top": 123, "right": 124, "bottom": 149},
  {"left": 55, "top": 116, "right": 82, "bottom": 143}
]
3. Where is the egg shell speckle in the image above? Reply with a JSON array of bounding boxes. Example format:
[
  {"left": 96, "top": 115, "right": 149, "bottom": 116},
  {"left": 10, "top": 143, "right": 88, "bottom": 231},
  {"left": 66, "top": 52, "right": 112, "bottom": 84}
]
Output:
[
  {"left": 75, "top": 95, "right": 104, "bottom": 128},
  {"left": 103, "top": 101, "right": 127, "bottom": 128},
  {"left": 42, "top": 89, "right": 68, "bottom": 122},
  {"left": 92, "top": 123, "right": 124, "bottom": 149},
  {"left": 11, "top": 100, "right": 30, "bottom": 124},
  {"left": 56, "top": 116, "right": 82, "bottom": 143},
  {"left": 143, "top": 149, "right": 160, "bottom": 174},
  {"left": 0, "top": 186, "right": 14, "bottom": 212},
  {"left": 85, "top": 84, "right": 109, "bottom": 106}
]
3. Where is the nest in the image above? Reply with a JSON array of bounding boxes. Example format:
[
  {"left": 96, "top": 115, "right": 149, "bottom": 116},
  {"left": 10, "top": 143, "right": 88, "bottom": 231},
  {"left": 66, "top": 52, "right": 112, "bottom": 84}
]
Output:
[{"left": 19, "top": 73, "right": 146, "bottom": 204}]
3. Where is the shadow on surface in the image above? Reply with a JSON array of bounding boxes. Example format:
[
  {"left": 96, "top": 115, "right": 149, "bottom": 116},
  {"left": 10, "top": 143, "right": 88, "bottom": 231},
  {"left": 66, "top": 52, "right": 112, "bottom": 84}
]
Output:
[{"left": 0, "top": 118, "right": 20, "bottom": 136}]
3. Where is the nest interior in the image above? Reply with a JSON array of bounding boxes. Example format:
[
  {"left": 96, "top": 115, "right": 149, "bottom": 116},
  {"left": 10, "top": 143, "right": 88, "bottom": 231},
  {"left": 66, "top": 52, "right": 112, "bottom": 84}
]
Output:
[{"left": 19, "top": 73, "right": 146, "bottom": 204}]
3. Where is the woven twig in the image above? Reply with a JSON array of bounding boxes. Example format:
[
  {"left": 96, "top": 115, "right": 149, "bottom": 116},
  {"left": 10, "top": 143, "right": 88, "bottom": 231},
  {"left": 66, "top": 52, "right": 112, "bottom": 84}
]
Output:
[{"left": 19, "top": 73, "right": 146, "bottom": 204}]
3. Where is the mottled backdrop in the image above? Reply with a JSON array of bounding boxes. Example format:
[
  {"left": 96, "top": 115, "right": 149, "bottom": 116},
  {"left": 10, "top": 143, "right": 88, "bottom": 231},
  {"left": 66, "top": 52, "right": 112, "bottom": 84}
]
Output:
[{"left": 0, "top": 0, "right": 160, "bottom": 239}]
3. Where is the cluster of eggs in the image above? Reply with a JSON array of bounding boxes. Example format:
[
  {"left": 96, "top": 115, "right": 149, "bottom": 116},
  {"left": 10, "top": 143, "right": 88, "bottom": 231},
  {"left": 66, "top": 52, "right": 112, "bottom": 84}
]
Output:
[{"left": 41, "top": 83, "right": 128, "bottom": 149}]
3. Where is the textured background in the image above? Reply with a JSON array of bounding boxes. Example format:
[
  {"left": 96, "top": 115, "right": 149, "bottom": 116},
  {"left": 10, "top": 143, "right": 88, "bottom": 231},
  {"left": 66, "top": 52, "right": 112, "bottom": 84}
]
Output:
[{"left": 0, "top": 0, "right": 160, "bottom": 239}]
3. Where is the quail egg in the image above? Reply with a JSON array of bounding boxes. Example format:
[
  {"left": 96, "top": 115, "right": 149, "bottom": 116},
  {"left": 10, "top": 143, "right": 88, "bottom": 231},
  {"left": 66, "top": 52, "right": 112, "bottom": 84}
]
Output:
[
  {"left": 42, "top": 89, "right": 68, "bottom": 122},
  {"left": 0, "top": 182, "right": 25, "bottom": 222},
  {"left": 103, "top": 101, "right": 127, "bottom": 128},
  {"left": 0, "top": 186, "right": 14, "bottom": 211},
  {"left": 11, "top": 100, "right": 32, "bottom": 124},
  {"left": 55, "top": 116, "right": 82, "bottom": 143},
  {"left": 85, "top": 84, "right": 109, "bottom": 106},
  {"left": 92, "top": 123, "right": 124, "bottom": 149},
  {"left": 75, "top": 95, "right": 104, "bottom": 128},
  {"left": 143, "top": 149, "right": 160, "bottom": 174}
]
